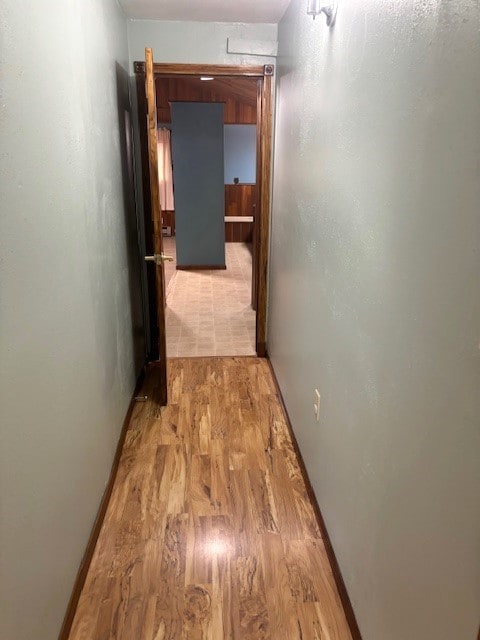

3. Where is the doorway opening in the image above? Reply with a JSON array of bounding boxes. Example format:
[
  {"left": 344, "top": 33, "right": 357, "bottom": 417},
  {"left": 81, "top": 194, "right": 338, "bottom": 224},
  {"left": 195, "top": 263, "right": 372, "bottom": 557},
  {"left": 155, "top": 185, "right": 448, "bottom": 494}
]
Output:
[
  {"left": 134, "top": 55, "right": 273, "bottom": 404},
  {"left": 158, "top": 74, "right": 259, "bottom": 357}
]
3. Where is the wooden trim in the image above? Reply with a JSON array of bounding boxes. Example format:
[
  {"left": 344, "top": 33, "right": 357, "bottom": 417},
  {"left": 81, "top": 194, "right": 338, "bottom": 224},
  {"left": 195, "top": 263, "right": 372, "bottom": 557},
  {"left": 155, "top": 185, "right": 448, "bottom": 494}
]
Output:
[
  {"left": 134, "top": 61, "right": 265, "bottom": 77},
  {"left": 255, "top": 73, "right": 273, "bottom": 354},
  {"left": 266, "top": 358, "right": 363, "bottom": 640},
  {"left": 176, "top": 264, "right": 226, "bottom": 271},
  {"left": 168, "top": 355, "right": 260, "bottom": 360},
  {"left": 251, "top": 79, "right": 262, "bottom": 312},
  {"left": 257, "top": 341, "right": 267, "bottom": 358},
  {"left": 58, "top": 366, "right": 147, "bottom": 640}
]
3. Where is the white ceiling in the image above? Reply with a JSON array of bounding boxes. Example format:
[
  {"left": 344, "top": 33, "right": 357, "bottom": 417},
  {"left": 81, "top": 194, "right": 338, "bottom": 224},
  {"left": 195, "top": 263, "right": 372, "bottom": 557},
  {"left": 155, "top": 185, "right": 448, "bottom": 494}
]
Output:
[{"left": 119, "top": 0, "right": 291, "bottom": 23}]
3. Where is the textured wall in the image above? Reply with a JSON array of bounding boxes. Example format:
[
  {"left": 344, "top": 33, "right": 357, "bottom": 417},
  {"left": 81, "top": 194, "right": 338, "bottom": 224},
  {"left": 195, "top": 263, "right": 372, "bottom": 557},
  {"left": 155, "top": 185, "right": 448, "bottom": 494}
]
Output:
[
  {"left": 0, "top": 1, "right": 144, "bottom": 638},
  {"left": 269, "top": 1, "right": 480, "bottom": 639},
  {"left": 127, "top": 19, "right": 277, "bottom": 65}
]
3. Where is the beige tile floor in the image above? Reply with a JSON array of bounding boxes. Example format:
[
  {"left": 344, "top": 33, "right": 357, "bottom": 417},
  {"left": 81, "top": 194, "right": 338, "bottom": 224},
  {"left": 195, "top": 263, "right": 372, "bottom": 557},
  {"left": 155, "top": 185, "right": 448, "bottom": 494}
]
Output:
[{"left": 162, "top": 237, "right": 256, "bottom": 357}]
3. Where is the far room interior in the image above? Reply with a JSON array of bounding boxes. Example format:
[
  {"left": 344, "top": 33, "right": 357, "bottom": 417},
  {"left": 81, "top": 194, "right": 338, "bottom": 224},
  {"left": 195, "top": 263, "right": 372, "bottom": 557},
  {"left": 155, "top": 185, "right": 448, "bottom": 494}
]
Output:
[{"left": 155, "top": 74, "right": 259, "bottom": 357}]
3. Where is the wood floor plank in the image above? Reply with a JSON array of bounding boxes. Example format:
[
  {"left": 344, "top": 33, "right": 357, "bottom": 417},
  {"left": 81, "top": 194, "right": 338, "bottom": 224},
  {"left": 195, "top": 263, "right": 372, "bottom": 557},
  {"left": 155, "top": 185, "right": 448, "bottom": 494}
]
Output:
[
  {"left": 68, "top": 357, "right": 352, "bottom": 640},
  {"left": 229, "top": 469, "right": 258, "bottom": 558},
  {"left": 153, "top": 513, "right": 188, "bottom": 639},
  {"left": 182, "top": 584, "right": 212, "bottom": 639},
  {"left": 261, "top": 532, "right": 299, "bottom": 639},
  {"left": 235, "top": 555, "right": 269, "bottom": 638},
  {"left": 210, "top": 438, "right": 232, "bottom": 515}
]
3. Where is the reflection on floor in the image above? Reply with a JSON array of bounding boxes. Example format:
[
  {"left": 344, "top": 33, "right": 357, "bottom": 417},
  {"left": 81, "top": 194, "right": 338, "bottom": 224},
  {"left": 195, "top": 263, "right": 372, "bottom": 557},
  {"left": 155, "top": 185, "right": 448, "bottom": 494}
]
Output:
[{"left": 163, "top": 237, "right": 256, "bottom": 357}]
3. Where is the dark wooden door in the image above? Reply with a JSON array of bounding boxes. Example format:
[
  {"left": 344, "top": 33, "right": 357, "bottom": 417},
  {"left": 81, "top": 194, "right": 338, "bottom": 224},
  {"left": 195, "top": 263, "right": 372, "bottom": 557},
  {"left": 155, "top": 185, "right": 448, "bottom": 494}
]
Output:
[{"left": 144, "top": 47, "right": 167, "bottom": 405}]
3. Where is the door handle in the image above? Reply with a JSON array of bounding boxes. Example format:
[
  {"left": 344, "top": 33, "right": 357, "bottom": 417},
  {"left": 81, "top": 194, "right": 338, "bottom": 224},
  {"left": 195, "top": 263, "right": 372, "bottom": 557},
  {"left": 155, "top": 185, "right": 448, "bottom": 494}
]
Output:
[{"left": 144, "top": 254, "right": 174, "bottom": 265}]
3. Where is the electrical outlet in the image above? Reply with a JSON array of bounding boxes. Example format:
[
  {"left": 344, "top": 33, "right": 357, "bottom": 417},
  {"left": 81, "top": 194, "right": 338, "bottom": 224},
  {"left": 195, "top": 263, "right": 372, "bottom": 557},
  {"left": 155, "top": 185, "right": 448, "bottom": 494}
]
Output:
[{"left": 313, "top": 389, "right": 321, "bottom": 422}]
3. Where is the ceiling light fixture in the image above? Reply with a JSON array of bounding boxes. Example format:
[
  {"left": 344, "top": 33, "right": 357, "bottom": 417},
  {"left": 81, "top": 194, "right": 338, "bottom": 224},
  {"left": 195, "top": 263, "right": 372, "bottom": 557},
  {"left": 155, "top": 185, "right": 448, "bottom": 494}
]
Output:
[
  {"left": 307, "top": 0, "right": 338, "bottom": 26},
  {"left": 200, "top": 76, "right": 214, "bottom": 81}
]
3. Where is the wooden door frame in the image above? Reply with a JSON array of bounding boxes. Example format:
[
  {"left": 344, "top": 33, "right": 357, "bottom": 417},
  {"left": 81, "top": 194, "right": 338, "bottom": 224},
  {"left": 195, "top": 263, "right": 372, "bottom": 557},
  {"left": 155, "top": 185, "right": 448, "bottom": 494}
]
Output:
[{"left": 134, "top": 61, "right": 274, "bottom": 358}]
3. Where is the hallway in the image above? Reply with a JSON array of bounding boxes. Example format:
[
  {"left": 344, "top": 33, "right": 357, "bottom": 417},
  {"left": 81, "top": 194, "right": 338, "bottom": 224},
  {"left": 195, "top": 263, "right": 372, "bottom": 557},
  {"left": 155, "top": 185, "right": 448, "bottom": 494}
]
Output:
[
  {"left": 3, "top": 1, "right": 480, "bottom": 638},
  {"left": 68, "top": 357, "right": 352, "bottom": 639}
]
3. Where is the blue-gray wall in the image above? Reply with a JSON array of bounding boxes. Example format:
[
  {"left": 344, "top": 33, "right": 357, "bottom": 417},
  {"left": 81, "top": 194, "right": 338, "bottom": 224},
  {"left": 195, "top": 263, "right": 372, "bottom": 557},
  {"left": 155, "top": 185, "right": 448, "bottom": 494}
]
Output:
[
  {"left": 0, "top": 1, "right": 144, "bottom": 638},
  {"left": 224, "top": 124, "right": 256, "bottom": 184},
  {"left": 171, "top": 102, "right": 225, "bottom": 267},
  {"left": 268, "top": 1, "right": 480, "bottom": 639}
]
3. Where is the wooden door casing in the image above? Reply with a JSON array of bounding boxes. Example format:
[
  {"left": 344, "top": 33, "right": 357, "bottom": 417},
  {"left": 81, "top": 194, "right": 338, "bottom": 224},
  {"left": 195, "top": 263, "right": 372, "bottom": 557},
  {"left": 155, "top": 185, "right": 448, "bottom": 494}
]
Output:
[{"left": 134, "top": 61, "right": 274, "bottom": 378}]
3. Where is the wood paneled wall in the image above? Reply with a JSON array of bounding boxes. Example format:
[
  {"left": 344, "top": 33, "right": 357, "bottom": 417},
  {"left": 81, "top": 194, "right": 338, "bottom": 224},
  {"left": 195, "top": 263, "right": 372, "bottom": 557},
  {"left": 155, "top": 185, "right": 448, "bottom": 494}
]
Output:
[
  {"left": 225, "top": 184, "right": 256, "bottom": 242},
  {"left": 225, "top": 184, "right": 255, "bottom": 217},
  {"left": 156, "top": 76, "right": 257, "bottom": 125},
  {"left": 162, "top": 210, "right": 175, "bottom": 234},
  {"left": 155, "top": 77, "right": 258, "bottom": 242},
  {"left": 161, "top": 186, "right": 256, "bottom": 242}
]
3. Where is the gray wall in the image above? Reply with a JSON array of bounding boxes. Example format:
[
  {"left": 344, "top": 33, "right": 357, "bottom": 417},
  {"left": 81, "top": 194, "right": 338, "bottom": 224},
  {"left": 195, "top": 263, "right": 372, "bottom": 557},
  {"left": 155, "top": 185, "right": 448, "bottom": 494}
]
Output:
[
  {"left": 224, "top": 124, "right": 257, "bottom": 184},
  {"left": 171, "top": 102, "right": 225, "bottom": 267},
  {"left": 0, "top": 1, "right": 144, "bottom": 638},
  {"left": 127, "top": 20, "right": 277, "bottom": 66},
  {"left": 269, "top": 2, "right": 480, "bottom": 640}
]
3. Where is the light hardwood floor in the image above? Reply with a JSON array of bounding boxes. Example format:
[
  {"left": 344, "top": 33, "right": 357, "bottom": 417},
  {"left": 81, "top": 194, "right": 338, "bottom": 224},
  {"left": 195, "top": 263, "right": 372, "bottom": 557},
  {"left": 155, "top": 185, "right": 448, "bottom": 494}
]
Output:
[{"left": 69, "top": 357, "right": 352, "bottom": 640}]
